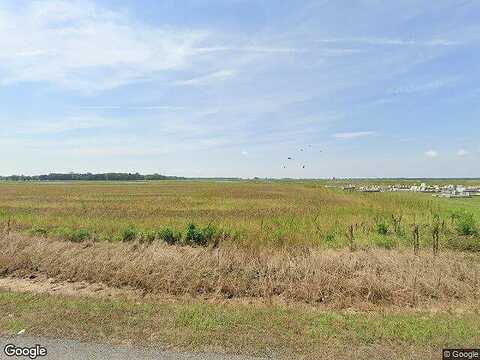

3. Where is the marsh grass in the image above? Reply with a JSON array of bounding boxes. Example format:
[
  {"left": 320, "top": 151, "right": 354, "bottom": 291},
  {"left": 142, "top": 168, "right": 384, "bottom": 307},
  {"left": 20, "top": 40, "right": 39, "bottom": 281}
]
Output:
[{"left": 0, "top": 181, "right": 478, "bottom": 250}]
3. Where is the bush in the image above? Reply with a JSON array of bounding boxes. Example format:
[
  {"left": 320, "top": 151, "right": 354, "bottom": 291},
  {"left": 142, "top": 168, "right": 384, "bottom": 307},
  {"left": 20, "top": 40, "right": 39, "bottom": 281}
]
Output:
[
  {"left": 446, "top": 236, "right": 480, "bottom": 252},
  {"left": 323, "top": 231, "right": 336, "bottom": 244},
  {"left": 52, "top": 227, "right": 90, "bottom": 242},
  {"left": 374, "top": 235, "right": 396, "bottom": 250},
  {"left": 157, "top": 227, "right": 182, "bottom": 245},
  {"left": 120, "top": 227, "right": 137, "bottom": 242},
  {"left": 69, "top": 228, "right": 91, "bottom": 243},
  {"left": 30, "top": 226, "right": 49, "bottom": 237},
  {"left": 454, "top": 212, "right": 477, "bottom": 236},
  {"left": 376, "top": 222, "right": 389, "bottom": 235},
  {"left": 137, "top": 230, "right": 156, "bottom": 244},
  {"left": 185, "top": 223, "right": 207, "bottom": 246},
  {"left": 154, "top": 224, "right": 226, "bottom": 247},
  {"left": 201, "top": 224, "right": 218, "bottom": 243}
]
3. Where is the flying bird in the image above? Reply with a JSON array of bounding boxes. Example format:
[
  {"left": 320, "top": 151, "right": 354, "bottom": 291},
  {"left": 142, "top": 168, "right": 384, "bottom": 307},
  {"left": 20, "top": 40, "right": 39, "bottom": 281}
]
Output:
[{"left": 287, "top": 157, "right": 293, "bottom": 160}]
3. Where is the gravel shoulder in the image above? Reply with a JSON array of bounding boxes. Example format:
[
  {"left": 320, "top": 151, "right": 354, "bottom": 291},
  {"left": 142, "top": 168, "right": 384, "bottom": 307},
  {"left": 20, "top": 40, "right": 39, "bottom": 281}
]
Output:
[{"left": 0, "top": 335, "right": 263, "bottom": 360}]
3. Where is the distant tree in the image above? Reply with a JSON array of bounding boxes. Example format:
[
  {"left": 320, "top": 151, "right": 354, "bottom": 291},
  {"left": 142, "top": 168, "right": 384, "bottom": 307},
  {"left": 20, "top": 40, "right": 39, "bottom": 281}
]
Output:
[{"left": 0, "top": 172, "right": 187, "bottom": 182}]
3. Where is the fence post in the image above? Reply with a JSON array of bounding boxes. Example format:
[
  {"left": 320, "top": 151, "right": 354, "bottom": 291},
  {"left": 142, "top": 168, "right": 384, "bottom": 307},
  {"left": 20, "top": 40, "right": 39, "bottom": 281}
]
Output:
[
  {"left": 432, "top": 224, "right": 439, "bottom": 256},
  {"left": 347, "top": 224, "right": 355, "bottom": 251},
  {"left": 413, "top": 225, "right": 419, "bottom": 255}
]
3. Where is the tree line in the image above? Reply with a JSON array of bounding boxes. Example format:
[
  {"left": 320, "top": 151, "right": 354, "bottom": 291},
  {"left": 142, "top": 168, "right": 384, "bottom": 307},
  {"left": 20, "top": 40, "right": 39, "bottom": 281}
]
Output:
[{"left": 0, "top": 173, "right": 187, "bottom": 181}]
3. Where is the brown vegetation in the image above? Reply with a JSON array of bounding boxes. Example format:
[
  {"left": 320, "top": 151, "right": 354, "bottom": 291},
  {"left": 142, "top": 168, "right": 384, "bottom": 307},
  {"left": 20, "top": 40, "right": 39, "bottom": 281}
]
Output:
[{"left": 1, "top": 233, "right": 478, "bottom": 309}]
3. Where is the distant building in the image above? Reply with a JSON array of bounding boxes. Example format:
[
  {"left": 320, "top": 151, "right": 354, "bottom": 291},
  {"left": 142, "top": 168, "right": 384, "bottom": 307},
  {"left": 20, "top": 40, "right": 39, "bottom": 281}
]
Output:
[{"left": 436, "top": 185, "right": 471, "bottom": 198}]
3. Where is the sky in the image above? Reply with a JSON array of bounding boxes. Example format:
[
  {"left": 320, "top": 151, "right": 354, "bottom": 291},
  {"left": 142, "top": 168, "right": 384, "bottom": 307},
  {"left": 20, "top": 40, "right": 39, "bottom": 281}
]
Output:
[{"left": 1, "top": 0, "right": 479, "bottom": 178}]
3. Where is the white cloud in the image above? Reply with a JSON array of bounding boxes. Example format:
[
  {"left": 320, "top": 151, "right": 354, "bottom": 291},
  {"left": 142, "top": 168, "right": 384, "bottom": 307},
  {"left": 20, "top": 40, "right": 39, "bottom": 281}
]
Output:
[
  {"left": 74, "top": 105, "right": 184, "bottom": 110},
  {"left": 0, "top": 1, "right": 207, "bottom": 92},
  {"left": 174, "top": 70, "right": 236, "bottom": 86},
  {"left": 318, "top": 37, "right": 460, "bottom": 47},
  {"left": 8, "top": 116, "right": 116, "bottom": 135},
  {"left": 389, "top": 79, "right": 456, "bottom": 95},
  {"left": 332, "top": 131, "right": 376, "bottom": 139},
  {"left": 241, "top": 150, "right": 248, "bottom": 155},
  {"left": 425, "top": 150, "right": 439, "bottom": 158},
  {"left": 457, "top": 149, "right": 470, "bottom": 157},
  {"left": 194, "top": 46, "right": 307, "bottom": 54},
  {"left": 0, "top": 2, "right": 318, "bottom": 93}
]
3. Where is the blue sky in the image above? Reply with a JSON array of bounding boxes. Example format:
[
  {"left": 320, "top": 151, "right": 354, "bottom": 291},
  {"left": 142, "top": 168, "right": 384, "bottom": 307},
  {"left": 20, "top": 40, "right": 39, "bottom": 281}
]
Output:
[{"left": 1, "top": 0, "right": 479, "bottom": 178}]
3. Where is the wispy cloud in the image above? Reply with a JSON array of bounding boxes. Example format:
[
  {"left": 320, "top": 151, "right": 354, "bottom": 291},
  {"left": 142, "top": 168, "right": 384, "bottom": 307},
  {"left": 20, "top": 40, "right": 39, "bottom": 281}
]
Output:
[
  {"left": 193, "top": 46, "right": 307, "bottom": 54},
  {"left": 0, "top": 1, "right": 318, "bottom": 93},
  {"left": 13, "top": 49, "right": 54, "bottom": 57},
  {"left": 0, "top": 1, "right": 207, "bottom": 92},
  {"left": 9, "top": 116, "right": 116, "bottom": 135},
  {"left": 75, "top": 106, "right": 184, "bottom": 111},
  {"left": 317, "top": 38, "right": 461, "bottom": 47},
  {"left": 457, "top": 149, "right": 470, "bottom": 157},
  {"left": 332, "top": 131, "right": 376, "bottom": 139},
  {"left": 425, "top": 150, "right": 439, "bottom": 158},
  {"left": 389, "top": 79, "right": 457, "bottom": 95},
  {"left": 174, "top": 70, "right": 236, "bottom": 86}
]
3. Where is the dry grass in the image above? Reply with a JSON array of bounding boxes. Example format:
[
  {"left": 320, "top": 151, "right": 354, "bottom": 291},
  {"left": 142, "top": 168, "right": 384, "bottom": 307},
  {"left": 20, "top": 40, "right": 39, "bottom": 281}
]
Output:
[{"left": 1, "top": 233, "right": 479, "bottom": 309}]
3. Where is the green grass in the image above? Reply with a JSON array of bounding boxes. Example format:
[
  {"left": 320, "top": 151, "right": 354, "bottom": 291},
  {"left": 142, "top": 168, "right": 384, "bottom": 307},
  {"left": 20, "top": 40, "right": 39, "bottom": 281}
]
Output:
[
  {"left": 0, "top": 180, "right": 479, "bottom": 249},
  {"left": 0, "top": 290, "right": 478, "bottom": 357}
]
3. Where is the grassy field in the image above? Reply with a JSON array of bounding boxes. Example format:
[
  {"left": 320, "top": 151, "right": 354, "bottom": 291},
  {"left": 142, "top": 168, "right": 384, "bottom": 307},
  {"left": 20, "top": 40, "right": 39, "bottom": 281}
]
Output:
[
  {"left": 0, "top": 180, "right": 478, "bottom": 357},
  {"left": 0, "top": 180, "right": 479, "bottom": 250},
  {"left": 0, "top": 289, "right": 478, "bottom": 359}
]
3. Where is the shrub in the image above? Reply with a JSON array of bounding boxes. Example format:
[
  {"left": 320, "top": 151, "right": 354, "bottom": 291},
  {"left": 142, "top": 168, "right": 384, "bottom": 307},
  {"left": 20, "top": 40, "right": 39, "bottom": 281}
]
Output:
[
  {"left": 137, "top": 230, "right": 157, "bottom": 244},
  {"left": 201, "top": 224, "right": 218, "bottom": 243},
  {"left": 454, "top": 212, "right": 477, "bottom": 236},
  {"left": 69, "top": 228, "right": 91, "bottom": 243},
  {"left": 157, "top": 227, "right": 182, "bottom": 245},
  {"left": 375, "top": 235, "right": 396, "bottom": 250},
  {"left": 376, "top": 222, "right": 389, "bottom": 235},
  {"left": 185, "top": 223, "right": 207, "bottom": 246},
  {"left": 323, "top": 231, "right": 336, "bottom": 244},
  {"left": 120, "top": 227, "right": 137, "bottom": 242},
  {"left": 445, "top": 236, "right": 480, "bottom": 252},
  {"left": 158, "top": 225, "right": 220, "bottom": 247},
  {"left": 30, "top": 227, "right": 49, "bottom": 237},
  {"left": 391, "top": 214, "right": 403, "bottom": 235},
  {"left": 271, "top": 227, "right": 287, "bottom": 247}
]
